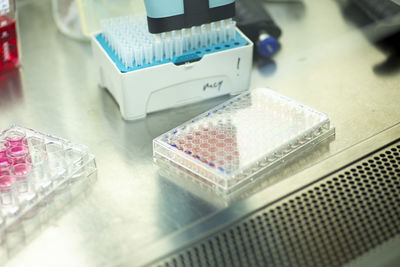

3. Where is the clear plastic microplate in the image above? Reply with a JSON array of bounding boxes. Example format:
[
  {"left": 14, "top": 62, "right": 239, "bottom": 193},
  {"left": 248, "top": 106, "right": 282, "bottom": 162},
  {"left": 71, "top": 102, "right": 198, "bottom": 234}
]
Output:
[
  {"left": 0, "top": 125, "right": 97, "bottom": 235},
  {"left": 153, "top": 88, "right": 335, "bottom": 194}
]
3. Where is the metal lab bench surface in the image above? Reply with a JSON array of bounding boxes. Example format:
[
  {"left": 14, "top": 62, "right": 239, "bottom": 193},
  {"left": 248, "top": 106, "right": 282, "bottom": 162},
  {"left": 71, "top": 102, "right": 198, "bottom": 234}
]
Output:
[{"left": 1, "top": 0, "right": 399, "bottom": 266}]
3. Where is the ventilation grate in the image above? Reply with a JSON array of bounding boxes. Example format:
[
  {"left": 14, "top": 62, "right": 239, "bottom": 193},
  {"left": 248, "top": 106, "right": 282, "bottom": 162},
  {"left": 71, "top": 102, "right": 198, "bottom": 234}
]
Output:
[{"left": 152, "top": 140, "right": 400, "bottom": 267}]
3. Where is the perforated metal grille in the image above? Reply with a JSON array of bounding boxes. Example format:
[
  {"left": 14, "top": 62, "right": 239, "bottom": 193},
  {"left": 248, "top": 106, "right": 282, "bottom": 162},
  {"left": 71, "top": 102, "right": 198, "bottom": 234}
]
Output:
[{"left": 152, "top": 140, "right": 400, "bottom": 267}]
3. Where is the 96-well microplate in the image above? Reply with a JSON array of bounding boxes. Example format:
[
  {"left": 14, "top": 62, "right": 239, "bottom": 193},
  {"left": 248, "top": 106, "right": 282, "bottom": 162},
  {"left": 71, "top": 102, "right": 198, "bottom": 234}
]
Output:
[{"left": 153, "top": 88, "right": 335, "bottom": 193}]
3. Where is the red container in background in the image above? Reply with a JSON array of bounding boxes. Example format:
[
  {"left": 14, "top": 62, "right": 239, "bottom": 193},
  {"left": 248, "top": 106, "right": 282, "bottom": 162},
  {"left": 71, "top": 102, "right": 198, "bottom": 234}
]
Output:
[{"left": 0, "top": 0, "right": 19, "bottom": 72}]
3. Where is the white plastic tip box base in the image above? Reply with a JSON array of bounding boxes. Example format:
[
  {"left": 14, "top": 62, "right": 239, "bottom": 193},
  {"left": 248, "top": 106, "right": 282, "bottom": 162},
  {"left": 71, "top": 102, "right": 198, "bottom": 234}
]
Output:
[{"left": 91, "top": 27, "right": 253, "bottom": 120}]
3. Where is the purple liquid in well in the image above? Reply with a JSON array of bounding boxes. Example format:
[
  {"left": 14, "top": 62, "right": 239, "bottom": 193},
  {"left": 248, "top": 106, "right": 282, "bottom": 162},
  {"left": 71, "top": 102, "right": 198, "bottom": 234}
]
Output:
[
  {"left": 6, "top": 137, "right": 24, "bottom": 147},
  {"left": 0, "top": 141, "right": 9, "bottom": 158},
  {"left": 6, "top": 145, "right": 28, "bottom": 164},
  {"left": 0, "top": 157, "right": 11, "bottom": 170},
  {"left": 0, "top": 130, "right": 31, "bottom": 188},
  {"left": 13, "top": 163, "right": 31, "bottom": 177},
  {"left": 0, "top": 175, "right": 13, "bottom": 188}
]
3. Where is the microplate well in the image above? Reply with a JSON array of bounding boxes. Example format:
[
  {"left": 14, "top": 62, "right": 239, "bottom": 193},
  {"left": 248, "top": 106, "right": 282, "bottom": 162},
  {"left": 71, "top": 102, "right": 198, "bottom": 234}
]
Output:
[
  {"left": 153, "top": 88, "right": 335, "bottom": 194},
  {"left": 0, "top": 125, "right": 97, "bottom": 235}
]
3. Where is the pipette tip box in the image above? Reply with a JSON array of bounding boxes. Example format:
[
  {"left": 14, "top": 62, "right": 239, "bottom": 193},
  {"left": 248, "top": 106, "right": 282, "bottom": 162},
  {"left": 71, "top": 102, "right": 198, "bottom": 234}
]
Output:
[
  {"left": 153, "top": 88, "right": 335, "bottom": 195},
  {"left": 0, "top": 125, "right": 97, "bottom": 236},
  {"left": 91, "top": 16, "right": 253, "bottom": 120}
]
